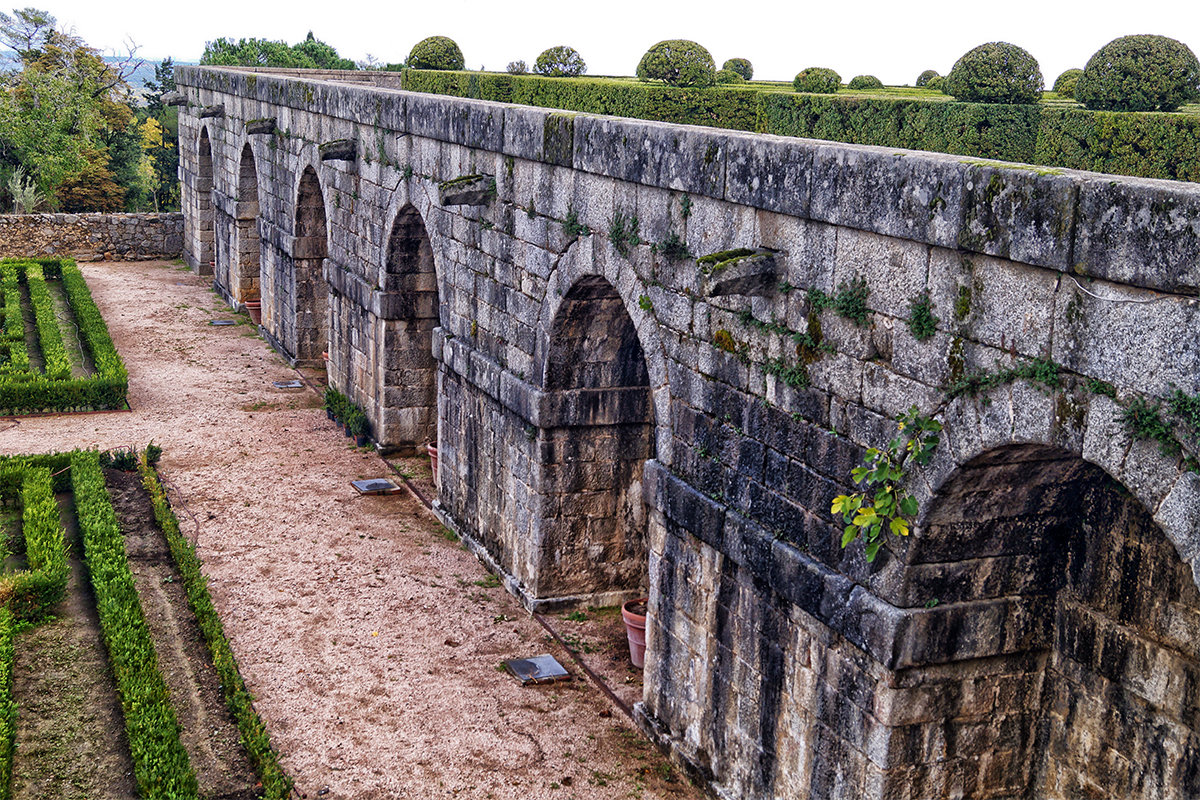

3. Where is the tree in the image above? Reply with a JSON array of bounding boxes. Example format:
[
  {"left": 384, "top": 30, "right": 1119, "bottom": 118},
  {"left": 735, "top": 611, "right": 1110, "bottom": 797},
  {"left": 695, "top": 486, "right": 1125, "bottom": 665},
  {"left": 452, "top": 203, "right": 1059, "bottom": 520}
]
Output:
[
  {"left": 142, "top": 57, "right": 179, "bottom": 210},
  {"left": 0, "top": 8, "right": 150, "bottom": 210},
  {"left": 201, "top": 33, "right": 357, "bottom": 70}
]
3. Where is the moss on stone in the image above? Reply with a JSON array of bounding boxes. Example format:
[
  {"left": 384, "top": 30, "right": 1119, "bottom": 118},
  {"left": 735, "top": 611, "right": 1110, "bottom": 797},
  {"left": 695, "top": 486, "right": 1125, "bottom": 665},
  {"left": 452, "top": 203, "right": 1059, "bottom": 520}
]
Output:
[{"left": 697, "top": 248, "right": 757, "bottom": 274}]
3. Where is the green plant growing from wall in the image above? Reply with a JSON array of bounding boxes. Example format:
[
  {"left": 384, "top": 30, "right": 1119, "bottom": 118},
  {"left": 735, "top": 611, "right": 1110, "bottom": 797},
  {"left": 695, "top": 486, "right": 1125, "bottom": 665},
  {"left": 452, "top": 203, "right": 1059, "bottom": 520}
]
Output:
[
  {"left": 609, "top": 211, "right": 639, "bottom": 257},
  {"left": 907, "top": 292, "right": 938, "bottom": 340},
  {"left": 655, "top": 231, "right": 691, "bottom": 261},
  {"left": 833, "top": 406, "right": 942, "bottom": 561},
  {"left": 562, "top": 207, "right": 589, "bottom": 237}
]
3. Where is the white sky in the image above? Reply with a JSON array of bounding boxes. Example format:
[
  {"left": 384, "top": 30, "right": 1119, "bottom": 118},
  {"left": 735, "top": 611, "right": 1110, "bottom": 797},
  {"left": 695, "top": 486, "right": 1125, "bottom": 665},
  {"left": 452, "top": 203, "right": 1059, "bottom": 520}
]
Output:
[{"left": 33, "top": 0, "right": 1200, "bottom": 86}]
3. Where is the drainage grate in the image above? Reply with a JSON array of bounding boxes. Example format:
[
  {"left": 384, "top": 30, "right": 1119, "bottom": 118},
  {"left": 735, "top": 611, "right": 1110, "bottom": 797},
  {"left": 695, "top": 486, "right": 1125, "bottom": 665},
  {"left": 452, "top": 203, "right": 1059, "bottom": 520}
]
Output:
[
  {"left": 350, "top": 478, "right": 402, "bottom": 495},
  {"left": 503, "top": 654, "right": 570, "bottom": 685}
]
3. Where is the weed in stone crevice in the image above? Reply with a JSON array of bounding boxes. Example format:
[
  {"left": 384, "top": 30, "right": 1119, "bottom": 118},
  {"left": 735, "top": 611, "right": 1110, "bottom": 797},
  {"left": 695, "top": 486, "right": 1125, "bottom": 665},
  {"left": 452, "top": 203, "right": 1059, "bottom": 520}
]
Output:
[
  {"left": 654, "top": 231, "right": 691, "bottom": 262},
  {"left": 609, "top": 211, "right": 640, "bottom": 257},
  {"left": 907, "top": 291, "right": 939, "bottom": 341},
  {"left": 562, "top": 207, "right": 589, "bottom": 238}
]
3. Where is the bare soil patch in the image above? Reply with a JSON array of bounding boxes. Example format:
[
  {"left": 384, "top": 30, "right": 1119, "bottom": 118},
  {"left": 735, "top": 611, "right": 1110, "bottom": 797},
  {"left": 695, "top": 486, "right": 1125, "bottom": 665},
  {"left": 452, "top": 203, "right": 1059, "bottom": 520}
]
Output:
[{"left": 0, "top": 261, "right": 704, "bottom": 800}]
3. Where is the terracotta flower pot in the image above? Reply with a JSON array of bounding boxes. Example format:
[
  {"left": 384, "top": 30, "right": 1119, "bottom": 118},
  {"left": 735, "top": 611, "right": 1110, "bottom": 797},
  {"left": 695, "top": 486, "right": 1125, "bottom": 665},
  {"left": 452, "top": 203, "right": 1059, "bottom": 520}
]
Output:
[
  {"left": 427, "top": 443, "right": 438, "bottom": 487},
  {"left": 621, "top": 597, "right": 648, "bottom": 668}
]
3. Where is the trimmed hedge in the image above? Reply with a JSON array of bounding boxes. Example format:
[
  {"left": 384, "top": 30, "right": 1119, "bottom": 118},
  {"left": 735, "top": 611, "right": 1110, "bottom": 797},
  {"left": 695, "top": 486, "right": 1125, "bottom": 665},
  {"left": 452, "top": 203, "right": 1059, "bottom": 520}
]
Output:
[
  {"left": 401, "top": 68, "right": 1200, "bottom": 182},
  {"left": 139, "top": 452, "right": 292, "bottom": 799},
  {"left": 72, "top": 452, "right": 199, "bottom": 799},
  {"left": 0, "top": 466, "right": 70, "bottom": 621},
  {"left": 0, "top": 258, "right": 127, "bottom": 414},
  {"left": 1077, "top": 35, "right": 1200, "bottom": 112},
  {"left": 407, "top": 36, "right": 463, "bottom": 71},
  {"left": 0, "top": 609, "right": 13, "bottom": 800}
]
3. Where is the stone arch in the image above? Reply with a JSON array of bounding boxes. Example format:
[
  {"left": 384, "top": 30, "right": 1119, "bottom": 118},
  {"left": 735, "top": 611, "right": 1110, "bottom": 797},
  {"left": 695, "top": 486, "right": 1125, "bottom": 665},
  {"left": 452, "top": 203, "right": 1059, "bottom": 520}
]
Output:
[
  {"left": 535, "top": 238, "right": 673, "bottom": 465},
  {"left": 378, "top": 203, "right": 440, "bottom": 451},
  {"left": 195, "top": 126, "right": 215, "bottom": 271},
  {"left": 877, "top": 442, "right": 1200, "bottom": 799},
  {"left": 233, "top": 142, "right": 261, "bottom": 308},
  {"left": 292, "top": 165, "right": 329, "bottom": 363},
  {"left": 532, "top": 273, "right": 656, "bottom": 603}
]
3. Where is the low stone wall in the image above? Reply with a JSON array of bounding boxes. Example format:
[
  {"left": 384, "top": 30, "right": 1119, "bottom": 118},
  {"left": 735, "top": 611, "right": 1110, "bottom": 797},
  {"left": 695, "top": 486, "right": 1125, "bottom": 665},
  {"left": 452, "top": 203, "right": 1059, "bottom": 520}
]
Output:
[{"left": 0, "top": 212, "right": 184, "bottom": 261}]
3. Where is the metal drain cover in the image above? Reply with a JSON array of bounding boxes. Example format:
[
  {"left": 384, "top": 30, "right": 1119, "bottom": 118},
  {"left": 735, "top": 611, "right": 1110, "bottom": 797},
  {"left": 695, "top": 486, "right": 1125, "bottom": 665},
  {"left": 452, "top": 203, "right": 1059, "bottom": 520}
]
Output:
[
  {"left": 351, "top": 478, "right": 401, "bottom": 495},
  {"left": 272, "top": 380, "right": 304, "bottom": 389},
  {"left": 209, "top": 320, "right": 235, "bottom": 326},
  {"left": 504, "top": 654, "right": 570, "bottom": 685}
]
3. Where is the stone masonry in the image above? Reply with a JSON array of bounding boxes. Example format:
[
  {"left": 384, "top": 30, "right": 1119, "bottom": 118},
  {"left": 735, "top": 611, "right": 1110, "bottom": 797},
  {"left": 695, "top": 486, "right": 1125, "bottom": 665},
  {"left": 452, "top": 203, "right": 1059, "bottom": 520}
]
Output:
[
  {"left": 0, "top": 212, "right": 183, "bottom": 261},
  {"left": 176, "top": 65, "right": 1200, "bottom": 800}
]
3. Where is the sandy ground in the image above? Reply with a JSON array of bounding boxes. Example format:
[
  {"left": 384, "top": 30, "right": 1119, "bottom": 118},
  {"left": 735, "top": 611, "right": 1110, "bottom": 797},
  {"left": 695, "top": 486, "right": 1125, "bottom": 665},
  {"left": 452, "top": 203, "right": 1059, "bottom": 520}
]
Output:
[{"left": 0, "top": 261, "right": 701, "bottom": 800}]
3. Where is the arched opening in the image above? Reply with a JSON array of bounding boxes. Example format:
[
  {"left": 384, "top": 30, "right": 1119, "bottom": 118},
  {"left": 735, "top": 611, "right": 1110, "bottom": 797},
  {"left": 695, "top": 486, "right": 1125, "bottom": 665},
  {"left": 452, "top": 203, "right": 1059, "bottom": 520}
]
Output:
[
  {"left": 380, "top": 204, "right": 438, "bottom": 450},
  {"left": 535, "top": 275, "right": 655, "bottom": 601},
  {"left": 293, "top": 166, "right": 328, "bottom": 362},
  {"left": 885, "top": 444, "right": 1200, "bottom": 799},
  {"left": 196, "top": 127, "right": 214, "bottom": 272},
  {"left": 234, "top": 144, "right": 261, "bottom": 308}
]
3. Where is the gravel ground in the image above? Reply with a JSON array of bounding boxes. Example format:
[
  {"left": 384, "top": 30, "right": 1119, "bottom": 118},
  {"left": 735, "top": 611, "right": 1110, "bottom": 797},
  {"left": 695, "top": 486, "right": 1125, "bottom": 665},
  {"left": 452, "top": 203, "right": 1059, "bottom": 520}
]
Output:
[{"left": 0, "top": 260, "right": 702, "bottom": 800}]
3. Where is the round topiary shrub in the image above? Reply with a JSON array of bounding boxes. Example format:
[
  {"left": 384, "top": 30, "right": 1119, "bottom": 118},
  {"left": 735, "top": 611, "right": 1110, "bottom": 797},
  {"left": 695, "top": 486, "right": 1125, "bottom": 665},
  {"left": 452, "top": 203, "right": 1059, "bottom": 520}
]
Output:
[
  {"left": 636, "top": 40, "right": 716, "bottom": 87},
  {"left": 916, "top": 69, "right": 940, "bottom": 87},
  {"left": 534, "top": 45, "right": 586, "bottom": 77},
  {"left": 927, "top": 75, "right": 945, "bottom": 92},
  {"left": 722, "top": 58, "right": 753, "bottom": 81},
  {"left": 1052, "top": 68, "right": 1083, "bottom": 98},
  {"left": 407, "top": 36, "right": 464, "bottom": 71},
  {"left": 847, "top": 74, "right": 884, "bottom": 90},
  {"left": 715, "top": 68, "right": 745, "bottom": 84},
  {"left": 1075, "top": 35, "right": 1200, "bottom": 112},
  {"left": 793, "top": 67, "right": 841, "bottom": 94},
  {"left": 944, "top": 41, "right": 1043, "bottom": 104},
  {"left": 506, "top": 60, "right": 527, "bottom": 75}
]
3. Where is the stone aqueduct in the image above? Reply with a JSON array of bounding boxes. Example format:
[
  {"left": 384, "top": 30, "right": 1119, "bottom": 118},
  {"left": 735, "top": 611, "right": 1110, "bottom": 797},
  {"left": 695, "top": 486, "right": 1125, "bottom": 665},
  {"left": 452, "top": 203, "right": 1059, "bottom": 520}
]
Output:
[{"left": 176, "top": 65, "right": 1200, "bottom": 799}]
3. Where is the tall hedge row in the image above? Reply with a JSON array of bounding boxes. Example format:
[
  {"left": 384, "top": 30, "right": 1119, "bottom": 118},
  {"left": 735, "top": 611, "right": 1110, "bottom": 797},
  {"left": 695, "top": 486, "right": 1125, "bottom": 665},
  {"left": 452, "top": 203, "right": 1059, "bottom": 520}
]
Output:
[{"left": 402, "top": 69, "right": 1200, "bottom": 182}]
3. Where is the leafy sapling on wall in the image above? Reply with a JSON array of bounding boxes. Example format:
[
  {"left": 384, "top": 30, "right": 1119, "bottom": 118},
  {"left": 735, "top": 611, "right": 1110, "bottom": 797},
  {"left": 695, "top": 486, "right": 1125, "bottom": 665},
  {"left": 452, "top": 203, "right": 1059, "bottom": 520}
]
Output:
[{"left": 833, "top": 406, "right": 942, "bottom": 561}]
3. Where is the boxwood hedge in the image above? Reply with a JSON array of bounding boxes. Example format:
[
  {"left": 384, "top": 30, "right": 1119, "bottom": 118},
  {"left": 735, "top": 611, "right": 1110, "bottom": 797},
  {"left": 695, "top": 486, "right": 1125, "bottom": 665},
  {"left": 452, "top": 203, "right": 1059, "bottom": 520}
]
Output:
[{"left": 401, "top": 68, "right": 1200, "bottom": 182}]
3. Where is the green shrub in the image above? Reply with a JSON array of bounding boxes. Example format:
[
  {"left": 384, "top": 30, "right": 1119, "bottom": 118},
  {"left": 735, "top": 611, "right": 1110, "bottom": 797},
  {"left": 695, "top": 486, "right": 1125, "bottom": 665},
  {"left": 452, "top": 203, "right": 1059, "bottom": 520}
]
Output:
[
  {"left": 139, "top": 454, "right": 292, "bottom": 799},
  {"left": 0, "top": 258, "right": 127, "bottom": 413},
  {"left": 1053, "top": 68, "right": 1084, "bottom": 98},
  {"left": 72, "top": 451, "right": 198, "bottom": 798},
  {"left": 848, "top": 74, "right": 884, "bottom": 90},
  {"left": 793, "top": 67, "right": 841, "bottom": 94},
  {"left": 723, "top": 58, "right": 753, "bottom": 81},
  {"left": 927, "top": 75, "right": 945, "bottom": 92},
  {"left": 636, "top": 40, "right": 716, "bottom": 88},
  {"left": 0, "top": 608, "right": 12, "bottom": 798},
  {"left": 945, "top": 41, "right": 1043, "bottom": 104},
  {"left": 404, "top": 69, "right": 1200, "bottom": 182},
  {"left": 407, "top": 36, "right": 464, "bottom": 71},
  {"left": 534, "top": 46, "right": 585, "bottom": 77},
  {"left": 506, "top": 60, "right": 527, "bottom": 75},
  {"left": 916, "top": 69, "right": 940, "bottom": 87},
  {"left": 715, "top": 68, "right": 745, "bottom": 85},
  {"left": 1076, "top": 35, "right": 1200, "bottom": 112}
]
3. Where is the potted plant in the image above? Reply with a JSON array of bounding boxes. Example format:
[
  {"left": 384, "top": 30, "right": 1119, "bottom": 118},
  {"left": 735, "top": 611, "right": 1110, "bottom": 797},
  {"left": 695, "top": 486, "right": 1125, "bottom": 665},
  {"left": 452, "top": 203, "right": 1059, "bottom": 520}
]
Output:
[
  {"left": 323, "top": 387, "right": 337, "bottom": 420},
  {"left": 621, "top": 597, "right": 648, "bottom": 668},
  {"left": 348, "top": 408, "right": 370, "bottom": 447}
]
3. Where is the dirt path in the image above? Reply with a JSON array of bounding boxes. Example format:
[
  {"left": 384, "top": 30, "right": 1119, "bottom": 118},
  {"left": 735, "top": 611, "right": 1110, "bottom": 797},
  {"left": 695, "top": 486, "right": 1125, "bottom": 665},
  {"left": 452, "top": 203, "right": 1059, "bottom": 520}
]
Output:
[
  {"left": 11, "top": 494, "right": 137, "bottom": 800},
  {"left": 0, "top": 261, "right": 701, "bottom": 800}
]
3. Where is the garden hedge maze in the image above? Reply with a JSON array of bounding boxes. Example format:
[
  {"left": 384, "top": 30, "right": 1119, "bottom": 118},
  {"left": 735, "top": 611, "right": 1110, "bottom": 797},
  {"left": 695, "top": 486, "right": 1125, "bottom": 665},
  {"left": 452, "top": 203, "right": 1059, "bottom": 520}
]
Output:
[
  {"left": 0, "top": 448, "right": 289, "bottom": 800},
  {"left": 0, "top": 257, "right": 127, "bottom": 415}
]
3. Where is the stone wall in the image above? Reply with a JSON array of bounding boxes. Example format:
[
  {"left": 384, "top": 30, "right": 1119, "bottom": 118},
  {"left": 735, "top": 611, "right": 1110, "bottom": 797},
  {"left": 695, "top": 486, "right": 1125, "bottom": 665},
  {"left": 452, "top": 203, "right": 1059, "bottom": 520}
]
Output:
[
  {"left": 0, "top": 212, "right": 183, "bottom": 260},
  {"left": 175, "top": 65, "right": 1200, "bottom": 800}
]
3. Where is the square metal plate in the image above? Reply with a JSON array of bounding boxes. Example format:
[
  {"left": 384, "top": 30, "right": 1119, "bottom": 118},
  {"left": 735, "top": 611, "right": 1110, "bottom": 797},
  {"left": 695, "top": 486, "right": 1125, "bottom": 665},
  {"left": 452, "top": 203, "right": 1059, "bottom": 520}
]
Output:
[
  {"left": 504, "top": 654, "right": 570, "bottom": 685},
  {"left": 209, "top": 320, "right": 235, "bottom": 326},
  {"left": 272, "top": 380, "right": 304, "bottom": 389},
  {"left": 350, "top": 478, "right": 402, "bottom": 495}
]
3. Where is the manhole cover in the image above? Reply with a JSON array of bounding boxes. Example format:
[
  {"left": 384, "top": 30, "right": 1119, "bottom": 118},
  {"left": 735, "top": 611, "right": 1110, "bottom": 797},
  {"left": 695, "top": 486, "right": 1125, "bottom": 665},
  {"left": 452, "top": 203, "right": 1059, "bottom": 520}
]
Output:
[
  {"left": 504, "top": 654, "right": 570, "bottom": 685},
  {"left": 209, "top": 320, "right": 235, "bottom": 326},
  {"left": 351, "top": 478, "right": 401, "bottom": 495},
  {"left": 272, "top": 380, "right": 304, "bottom": 389}
]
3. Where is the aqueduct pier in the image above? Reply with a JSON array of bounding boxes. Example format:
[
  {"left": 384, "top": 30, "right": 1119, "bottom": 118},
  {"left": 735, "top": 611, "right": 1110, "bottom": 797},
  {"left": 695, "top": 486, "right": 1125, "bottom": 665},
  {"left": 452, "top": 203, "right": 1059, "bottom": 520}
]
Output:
[{"left": 176, "top": 65, "right": 1200, "bottom": 800}]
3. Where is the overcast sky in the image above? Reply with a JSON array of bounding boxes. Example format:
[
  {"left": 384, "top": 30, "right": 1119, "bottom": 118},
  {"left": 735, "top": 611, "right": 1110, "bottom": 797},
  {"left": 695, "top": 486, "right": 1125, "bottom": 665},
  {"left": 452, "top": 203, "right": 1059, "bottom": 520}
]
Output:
[{"left": 30, "top": 0, "right": 1200, "bottom": 86}]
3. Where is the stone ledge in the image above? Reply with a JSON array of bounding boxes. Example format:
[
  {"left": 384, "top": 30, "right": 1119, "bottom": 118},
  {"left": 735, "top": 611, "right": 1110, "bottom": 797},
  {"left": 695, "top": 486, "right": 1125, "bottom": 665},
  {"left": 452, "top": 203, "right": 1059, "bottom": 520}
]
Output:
[{"left": 178, "top": 64, "right": 1200, "bottom": 294}]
